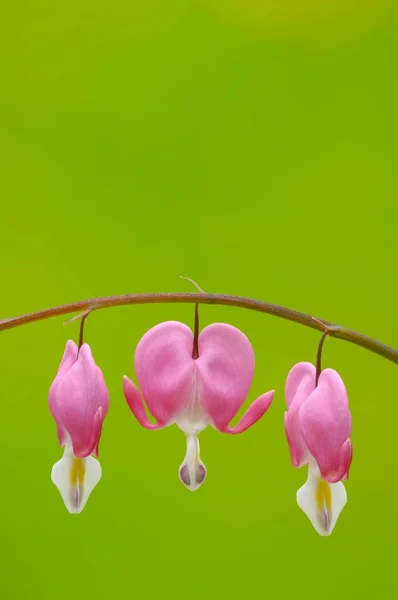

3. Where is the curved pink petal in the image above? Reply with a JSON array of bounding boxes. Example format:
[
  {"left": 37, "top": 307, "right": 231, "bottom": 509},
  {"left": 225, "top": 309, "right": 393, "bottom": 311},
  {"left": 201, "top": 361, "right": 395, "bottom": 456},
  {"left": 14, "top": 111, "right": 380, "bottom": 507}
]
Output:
[
  {"left": 284, "top": 362, "right": 316, "bottom": 468},
  {"left": 342, "top": 439, "right": 353, "bottom": 481},
  {"left": 79, "top": 344, "right": 109, "bottom": 419},
  {"left": 123, "top": 376, "right": 163, "bottom": 430},
  {"left": 55, "top": 424, "right": 67, "bottom": 447},
  {"left": 57, "top": 339, "right": 78, "bottom": 376},
  {"left": 222, "top": 390, "right": 274, "bottom": 434},
  {"left": 90, "top": 408, "right": 105, "bottom": 457},
  {"left": 285, "top": 361, "right": 316, "bottom": 408},
  {"left": 92, "top": 425, "right": 103, "bottom": 457},
  {"left": 299, "top": 368, "right": 352, "bottom": 482},
  {"left": 196, "top": 323, "right": 257, "bottom": 431},
  {"left": 133, "top": 321, "right": 196, "bottom": 426},
  {"left": 49, "top": 340, "right": 79, "bottom": 427},
  {"left": 52, "top": 344, "right": 109, "bottom": 458}
]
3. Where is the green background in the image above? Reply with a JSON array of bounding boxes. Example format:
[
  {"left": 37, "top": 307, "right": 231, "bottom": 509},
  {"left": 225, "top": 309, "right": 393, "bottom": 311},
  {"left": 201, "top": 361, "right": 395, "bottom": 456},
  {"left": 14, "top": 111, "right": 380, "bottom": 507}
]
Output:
[{"left": 1, "top": 2, "right": 397, "bottom": 598}]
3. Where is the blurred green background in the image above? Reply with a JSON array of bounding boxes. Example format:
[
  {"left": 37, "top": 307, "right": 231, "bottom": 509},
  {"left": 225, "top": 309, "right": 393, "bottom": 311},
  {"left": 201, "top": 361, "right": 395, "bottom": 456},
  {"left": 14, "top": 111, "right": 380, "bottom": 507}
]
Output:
[{"left": 1, "top": 1, "right": 397, "bottom": 598}]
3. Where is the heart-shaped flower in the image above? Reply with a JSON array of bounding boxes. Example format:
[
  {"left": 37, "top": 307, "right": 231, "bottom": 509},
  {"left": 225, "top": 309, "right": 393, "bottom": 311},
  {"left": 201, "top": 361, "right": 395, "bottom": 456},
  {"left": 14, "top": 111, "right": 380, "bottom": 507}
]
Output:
[{"left": 123, "top": 321, "right": 274, "bottom": 490}]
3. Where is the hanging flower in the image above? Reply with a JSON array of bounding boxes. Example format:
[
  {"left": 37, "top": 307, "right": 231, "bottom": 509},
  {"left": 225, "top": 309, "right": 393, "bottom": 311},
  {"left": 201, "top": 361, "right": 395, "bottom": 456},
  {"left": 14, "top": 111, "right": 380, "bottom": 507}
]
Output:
[
  {"left": 49, "top": 340, "right": 109, "bottom": 513},
  {"left": 284, "top": 362, "right": 353, "bottom": 535},
  {"left": 123, "top": 321, "right": 274, "bottom": 491}
]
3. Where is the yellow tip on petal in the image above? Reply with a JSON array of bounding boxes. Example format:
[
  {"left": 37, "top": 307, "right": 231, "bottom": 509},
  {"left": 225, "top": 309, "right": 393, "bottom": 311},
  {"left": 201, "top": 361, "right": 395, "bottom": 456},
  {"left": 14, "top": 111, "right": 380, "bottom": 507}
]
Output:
[
  {"left": 69, "top": 457, "right": 86, "bottom": 488},
  {"left": 315, "top": 478, "right": 332, "bottom": 511},
  {"left": 52, "top": 449, "right": 102, "bottom": 514},
  {"left": 297, "top": 464, "right": 348, "bottom": 536}
]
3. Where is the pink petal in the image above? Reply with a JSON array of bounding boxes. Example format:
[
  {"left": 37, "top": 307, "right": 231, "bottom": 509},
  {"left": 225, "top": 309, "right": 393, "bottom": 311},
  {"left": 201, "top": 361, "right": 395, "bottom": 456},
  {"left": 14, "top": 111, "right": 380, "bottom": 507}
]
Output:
[
  {"left": 55, "top": 424, "right": 66, "bottom": 447},
  {"left": 284, "top": 362, "right": 316, "bottom": 468},
  {"left": 340, "top": 438, "right": 353, "bottom": 482},
  {"left": 79, "top": 344, "right": 109, "bottom": 420},
  {"left": 299, "top": 368, "right": 352, "bottom": 483},
  {"left": 49, "top": 340, "right": 79, "bottom": 430},
  {"left": 196, "top": 323, "right": 267, "bottom": 432},
  {"left": 123, "top": 376, "right": 163, "bottom": 430},
  {"left": 222, "top": 390, "right": 274, "bottom": 434},
  {"left": 57, "top": 339, "right": 78, "bottom": 376},
  {"left": 132, "top": 321, "right": 196, "bottom": 426},
  {"left": 52, "top": 344, "right": 109, "bottom": 458},
  {"left": 92, "top": 423, "right": 103, "bottom": 457},
  {"left": 285, "top": 361, "right": 316, "bottom": 409}
]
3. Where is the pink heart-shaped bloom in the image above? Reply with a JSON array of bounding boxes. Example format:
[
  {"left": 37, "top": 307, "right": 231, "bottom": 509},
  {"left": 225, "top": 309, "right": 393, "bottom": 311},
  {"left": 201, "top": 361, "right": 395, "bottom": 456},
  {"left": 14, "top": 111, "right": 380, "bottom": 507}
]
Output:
[
  {"left": 123, "top": 321, "right": 274, "bottom": 434},
  {"left": 123, "top": 320, "right": 274, "bottom": 491},
  {"left": 49, "top": 340, "right": 109, "bottom": 458},
  {"left": 284, "top": 362, "right": 316, "bottom": 468},
  {"left": 284, "top": 361, "right": 352, "bottom": 483}
]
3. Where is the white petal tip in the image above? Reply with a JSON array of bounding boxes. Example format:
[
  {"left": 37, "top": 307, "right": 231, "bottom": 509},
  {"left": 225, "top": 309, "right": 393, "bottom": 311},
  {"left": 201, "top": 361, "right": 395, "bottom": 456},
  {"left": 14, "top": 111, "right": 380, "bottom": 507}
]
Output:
[
  {"left": 296, "top": 467, "right": 347, "bottom": 536},
  {"left": 178, "top": 434, "right": 207, "bottom": 491},
  {"left": 179, "top": 462, "right": 207, "bottom": 491},
  {"left": 51, "top": 450, "right": 102, "bottom": 514}
]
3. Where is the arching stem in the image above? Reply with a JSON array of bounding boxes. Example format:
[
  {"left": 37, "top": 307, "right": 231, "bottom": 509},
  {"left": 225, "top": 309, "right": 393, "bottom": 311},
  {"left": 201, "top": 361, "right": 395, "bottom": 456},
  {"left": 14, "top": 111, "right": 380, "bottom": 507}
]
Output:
[{"left": 0, "top": 293, "right": 397, "bottom": 364}]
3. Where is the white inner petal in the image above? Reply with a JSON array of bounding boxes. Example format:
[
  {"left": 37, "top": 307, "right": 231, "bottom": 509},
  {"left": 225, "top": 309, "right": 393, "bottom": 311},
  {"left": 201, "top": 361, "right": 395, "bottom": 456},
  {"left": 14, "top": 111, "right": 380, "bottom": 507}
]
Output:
[
  {"left": 296, "top": 460, "right": 347, "bottom": 536},
  {"left": 175, "top": 372, "right": 209, "bottom": 435},
  {"left": 51, "top": 445, "right": 102, "bottom": 514}
]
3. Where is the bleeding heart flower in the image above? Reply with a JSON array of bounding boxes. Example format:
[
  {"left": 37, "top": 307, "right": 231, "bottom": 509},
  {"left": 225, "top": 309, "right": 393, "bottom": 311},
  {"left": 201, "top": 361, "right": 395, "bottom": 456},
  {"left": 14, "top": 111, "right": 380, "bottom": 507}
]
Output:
[
  {"left": 49, "top": 340, "right": 109, "bottom": 513},
  {"left": 284, "top": 362, "right": 353, "bottom": 536},
  {"left": 123, "top": 321, "right": 274, "bottom": 491}
]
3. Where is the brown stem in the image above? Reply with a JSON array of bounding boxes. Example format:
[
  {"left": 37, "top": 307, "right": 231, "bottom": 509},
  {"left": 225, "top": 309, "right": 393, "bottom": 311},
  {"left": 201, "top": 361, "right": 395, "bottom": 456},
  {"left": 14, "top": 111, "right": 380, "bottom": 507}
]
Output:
[
  {"left": 0, "top": 293, "right": 397, "bottom": 364},
  {"left": 192, "top": 304, "right": 199, "bottom": 359},
  {"left": 78, "top": 312, "right": 90, "bottom": 349},
  {"left": 315, "top": 328, "right": 335, "bottom": 385}
]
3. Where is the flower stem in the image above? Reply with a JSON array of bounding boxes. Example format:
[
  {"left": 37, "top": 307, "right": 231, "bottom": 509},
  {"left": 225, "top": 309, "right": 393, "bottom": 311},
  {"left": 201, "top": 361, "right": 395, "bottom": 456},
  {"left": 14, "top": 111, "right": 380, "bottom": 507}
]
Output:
[
  {"left": 192, "top": 304, "right": 199, "bottom": 359},
  {"left": 78, "top": 312, "right": 90, "bottom": 349},
  {"left": 0, "top": 292, "right": 397, "bottom": 364},
  {"left": 315, "top": 328, "right": 333, "bottom": 385}
]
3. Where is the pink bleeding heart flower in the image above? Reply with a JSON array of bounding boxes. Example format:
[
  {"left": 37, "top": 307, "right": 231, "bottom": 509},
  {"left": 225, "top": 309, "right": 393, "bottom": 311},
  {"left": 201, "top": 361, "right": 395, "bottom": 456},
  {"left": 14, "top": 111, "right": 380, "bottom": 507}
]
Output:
[
  {"left": 284, "top": 361, "right": 353, "bottom": 536},
  {"left": 49, "top": 340, "right": 109, "bottom": 514},
  {"left": 123, "top": 321, "right": 274, "bottom": 491}
]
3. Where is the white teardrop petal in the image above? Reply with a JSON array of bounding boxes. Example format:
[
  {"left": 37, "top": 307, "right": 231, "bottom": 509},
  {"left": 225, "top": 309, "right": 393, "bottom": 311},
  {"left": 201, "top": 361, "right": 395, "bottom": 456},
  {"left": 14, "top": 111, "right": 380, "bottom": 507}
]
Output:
[
  {"left": 51, "top": 447, "right": 102, "bottom": 514},
  {"left": 296, "top": 464, "right": 347, "bottom": 536}
]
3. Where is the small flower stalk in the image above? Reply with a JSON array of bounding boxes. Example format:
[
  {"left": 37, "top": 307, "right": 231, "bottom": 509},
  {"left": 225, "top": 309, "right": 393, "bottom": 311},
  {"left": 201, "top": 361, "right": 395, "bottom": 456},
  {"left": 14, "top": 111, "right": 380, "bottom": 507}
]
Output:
[
  {"left": 123, "top": 317, "right": 274, "bottom": 490},
  {"left": 49, "top": 340, "right": 109, "bottom": 513},
  {"left": 284, "top": 361, "right": 353, "bottom": 536}
]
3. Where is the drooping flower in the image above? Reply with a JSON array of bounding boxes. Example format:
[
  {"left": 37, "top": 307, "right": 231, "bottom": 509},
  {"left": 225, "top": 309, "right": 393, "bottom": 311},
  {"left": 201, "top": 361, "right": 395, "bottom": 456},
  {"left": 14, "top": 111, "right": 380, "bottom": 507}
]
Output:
[
  {"left": 49, "top": 340, "right": 109, "bottom": 513},
  {"left": 284, "top": 362, "right": 353, "bottom": 536},
  {"left": 123, "top": 321, "right": 274, "bottom": 491}
]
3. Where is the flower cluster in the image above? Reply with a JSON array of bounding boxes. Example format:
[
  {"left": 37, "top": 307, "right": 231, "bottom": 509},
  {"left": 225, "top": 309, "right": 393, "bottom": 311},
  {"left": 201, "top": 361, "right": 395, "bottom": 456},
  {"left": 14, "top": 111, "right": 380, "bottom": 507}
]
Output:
[{"left": 49, "top": 319, "right": 352, "bottom": 536}]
